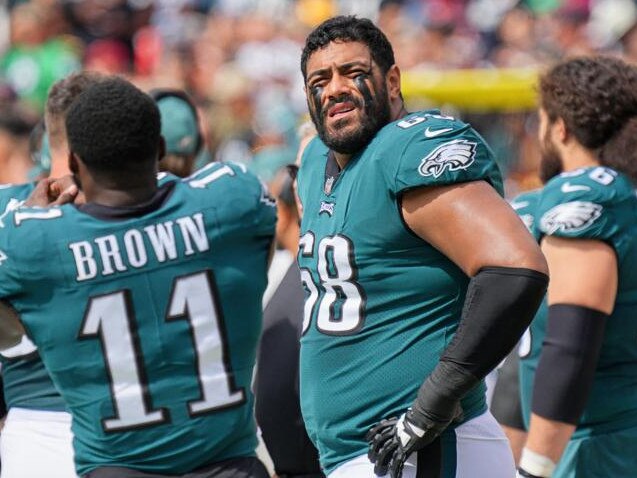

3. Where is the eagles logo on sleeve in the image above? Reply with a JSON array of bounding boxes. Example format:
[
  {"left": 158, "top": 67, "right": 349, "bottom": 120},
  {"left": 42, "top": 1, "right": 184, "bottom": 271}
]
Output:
[
  {"left": 418, "top": 140, "right": 477, "bottom": 178},
  {"left": 540, "top": 201, "right": 603, "bottom": 235},
  {"left": 510, "top": 201, "right": 534, "bottom": 231}
]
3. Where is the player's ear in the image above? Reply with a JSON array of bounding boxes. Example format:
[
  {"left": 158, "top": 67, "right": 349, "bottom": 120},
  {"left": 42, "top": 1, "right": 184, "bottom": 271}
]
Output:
[
  {"left": 386, "top": 64, "right": 401, "bottom": 101},
  {"left": 554, "top": 117, "right": 569, "bottom": 144},
  {"left": 68, "top": 151, "right": 79, "bottom": 175},
  {"left": 158, "top": 136, "right": 166, "bottom": 162}
]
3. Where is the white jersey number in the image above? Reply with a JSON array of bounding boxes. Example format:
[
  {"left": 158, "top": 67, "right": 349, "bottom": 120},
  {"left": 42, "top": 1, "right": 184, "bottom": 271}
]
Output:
[
  {"left": 299, "top": 233, "right": 365, "bottom": 335},
  {"left": 79, "top": 270, "right": 244, "bottom": 432}
]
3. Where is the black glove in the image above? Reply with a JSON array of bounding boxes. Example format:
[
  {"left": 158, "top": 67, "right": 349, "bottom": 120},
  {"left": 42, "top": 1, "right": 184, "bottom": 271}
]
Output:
[
  {"left": 517, "top": 467, "right": 547, "bottom": 478},
  {"left": 366, "top": 401, "right": 462, "bottom": 477}
]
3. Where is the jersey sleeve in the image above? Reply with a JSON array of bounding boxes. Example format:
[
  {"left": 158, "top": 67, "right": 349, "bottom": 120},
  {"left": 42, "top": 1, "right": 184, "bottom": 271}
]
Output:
[
  {"left": 535, "top": 168, "right": 630, "bottom": 253},
  {"left": 510, "top": 190, "right": 542, "bottom": 240},
  {"left": 251, "top": 176, "right": 277, "bottom": 238},
  {"left": 0, "top": 214, "right": 27, "bottom": 299},
  {"left": 186, "top": 161, "right": 276, "bottom": 238},
  {"left": 383, "top": 115, "right": 503, "bottom": 196}
]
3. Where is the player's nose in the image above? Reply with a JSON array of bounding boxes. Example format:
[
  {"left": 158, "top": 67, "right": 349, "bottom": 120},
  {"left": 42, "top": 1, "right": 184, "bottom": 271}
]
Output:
[{"left": 325, "top": 72, "right": 351, "bottom": 100}]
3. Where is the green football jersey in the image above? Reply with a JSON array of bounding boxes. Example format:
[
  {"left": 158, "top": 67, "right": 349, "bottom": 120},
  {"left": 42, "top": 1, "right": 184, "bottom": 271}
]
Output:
[
  {"left": 519, "top": 166, "right": 637, "bottom": 435},
  {"left": 296, "top": 110, "right": 504, "bottom": 474},
  {"left": 510, "top": 189, "right": 542, "bottom": 241},
  {"left": 0, "top": 182, "right": 67, "bottom": 412},
  {"left": 0, "top": 164, "right": 276, "bottom": 475},
  {"left": 510, "top": 188, "right": 544, "bottom": 425}
]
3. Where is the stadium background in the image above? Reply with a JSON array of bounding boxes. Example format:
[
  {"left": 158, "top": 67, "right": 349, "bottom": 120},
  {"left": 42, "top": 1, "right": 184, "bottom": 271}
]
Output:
[{"left": 1, "top": 0, "right": 637, "bottom": 196}]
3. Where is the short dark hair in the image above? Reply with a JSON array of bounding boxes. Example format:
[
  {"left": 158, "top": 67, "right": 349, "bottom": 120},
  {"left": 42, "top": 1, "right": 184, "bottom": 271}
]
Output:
[
  {"left": 65, "top": 77, "right": 161, "bottom": 173},
  {"left": 301, "top": 16, "right": 396, "bottom": 79},
  {"left": 0, "top": 104, "right": 35, "bottom": 137},
  {"left": 45, "top": 71, "right": 105, "bottom": 146},
  {"left": 539, "top": 56, "right": 637, "bottom": 150},
  {"left": 46, "top": 71, "right": 105, "bottom": 118}
]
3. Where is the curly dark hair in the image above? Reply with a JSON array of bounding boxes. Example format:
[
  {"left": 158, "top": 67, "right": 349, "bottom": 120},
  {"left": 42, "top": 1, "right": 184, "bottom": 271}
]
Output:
[
  {"left": 301, "top": 16, "right": 395, "bottom": 79},
  {"left": 65, "top": 76, "right": 160, "bottom": 174},
  {"left": 539, "top": 56, "right": 637, "bottom": 150},
  {"left": 599, "top": 117, "right": 637, "bottom": 183}
]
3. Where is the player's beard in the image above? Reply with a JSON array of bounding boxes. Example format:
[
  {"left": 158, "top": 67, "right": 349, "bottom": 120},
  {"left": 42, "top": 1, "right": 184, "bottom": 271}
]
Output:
[
  {"left": 539, "top": 130, "right": 563, "bottom": 184},
  {"left": 311, "top": 78, "right": 391, "bottom": 155}
]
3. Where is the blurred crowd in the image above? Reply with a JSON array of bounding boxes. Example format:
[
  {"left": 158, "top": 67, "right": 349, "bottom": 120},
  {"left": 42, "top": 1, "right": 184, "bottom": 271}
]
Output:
[{"left": 1, "top": 0, "right": 637, "bottom": 194}]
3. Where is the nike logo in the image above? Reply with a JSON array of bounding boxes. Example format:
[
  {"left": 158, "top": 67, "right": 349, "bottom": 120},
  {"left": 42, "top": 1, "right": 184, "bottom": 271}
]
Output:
[
  {"left": 424, "top": 127, "right": 453, "bottom": 138},
  {"left": 511, "top": 201, "right": 529, "bottom": 210},
  {"left": 561, "top": 182, "right": 591, "bottom": 193}
]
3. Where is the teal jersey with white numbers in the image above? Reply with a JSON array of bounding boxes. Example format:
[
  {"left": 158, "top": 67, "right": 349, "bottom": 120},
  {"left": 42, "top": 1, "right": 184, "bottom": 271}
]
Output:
[
  {"left": 0, "top": 164, "right": 276, "bottom": 475},
  {"left": 0, "top": 182, "right": 67, "bottom": 412},
  {"left": 519, "top": 167, "right": 637, "bottom": 435},
  {"left": 296, "top": 111, "right": 504, "bottom": 474},
  {"left": 510, "top": 189, "right": 545, "bottom": 427}
]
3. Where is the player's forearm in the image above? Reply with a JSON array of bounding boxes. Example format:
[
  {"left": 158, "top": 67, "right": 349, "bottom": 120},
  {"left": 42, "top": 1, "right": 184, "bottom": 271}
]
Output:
[
  {"left": 518, "top": 415, "right": 574, "bottom": 477},
  {"left": 411, "top": 267, "right": 548, "bottom": 425},
  {"left": 436, "top": 267, "right": 548, "bottom": 387},
  {"left": 525, "top": 413, "right": 575, "bottom": 464},
  {"left": 0, "top": 300, "right": 25, "bottom": 350}
]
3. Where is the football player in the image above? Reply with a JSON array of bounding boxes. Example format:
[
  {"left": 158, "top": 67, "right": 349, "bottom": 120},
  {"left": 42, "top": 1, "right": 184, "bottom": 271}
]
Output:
[
  {"left": 490, "top": 189, "right": 542, "bottom": 465},
  {"left": 0, "top": 71, "right": 104, "bottom": 478},
  {"left": 0, "top": 77, "right": 275, "bottom": 477},
  {"left": 150, "top": 88, "right": 204, "bottom": 178},
  {"left": 254, "top": 125, "right": 324, "bottom": 478},
  {"left": 517, "top": 56, "right": 637, "bottom": 478},
  {"left": 296, "top": 16, "right": 548, "bottom": 478}
]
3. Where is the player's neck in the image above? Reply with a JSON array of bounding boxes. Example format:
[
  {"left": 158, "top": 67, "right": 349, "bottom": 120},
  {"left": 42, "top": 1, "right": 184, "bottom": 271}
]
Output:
[
  {"left": 333, "top": 103, "right": 409, "bottom": 170},
  {"left": 391, "top": 102, "right": 409, "bottom": 122},
  {"left": 333, "top": 151, "right": 351, "bottom": 170},
  {"left": 83, "top": 180, "right": 159, "bottom": 208},
  {"left": 49, "top": 160, "right": 70, "bottom": 179},
  {"left": 561, "top": 144, "right": 599, "bottom": 172}
]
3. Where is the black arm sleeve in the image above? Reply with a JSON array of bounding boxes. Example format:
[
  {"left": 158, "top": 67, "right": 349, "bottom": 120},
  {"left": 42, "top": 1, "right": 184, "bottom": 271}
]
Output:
[
  {"left": 414, "top": 267, "right": 548, "bottom": 413},
  {"left": 531, "top": 304, "right": 607, "bottom": 425}
]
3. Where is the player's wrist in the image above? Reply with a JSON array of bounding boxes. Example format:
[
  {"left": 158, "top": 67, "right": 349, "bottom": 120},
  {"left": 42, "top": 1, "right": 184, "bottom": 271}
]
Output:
[
  {"left": 413, "top": 361, "right": 476, "bottom": 421},
  {"left": 517, "top": 447, "right": 556, "bottom": 478}
]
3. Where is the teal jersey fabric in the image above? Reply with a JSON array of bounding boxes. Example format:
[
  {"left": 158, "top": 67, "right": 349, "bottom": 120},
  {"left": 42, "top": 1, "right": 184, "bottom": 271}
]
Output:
[
  {"left": 0, "top": 182, "right": 67, "bottom": 412},
  {"left": 519, "top": 167, "right": 637, "bottom": 435},
  {"left": 0, "top": 164, "right": 276, "bottom": 475},
  {"left": 510, "top": 189, "right": 545, "bottom": 423},
  {"left": 296, "top": 110, "right": 504, "bottom": 474},
  {"left": 510, "top": 189, "right": 542, "bottom": 240}
]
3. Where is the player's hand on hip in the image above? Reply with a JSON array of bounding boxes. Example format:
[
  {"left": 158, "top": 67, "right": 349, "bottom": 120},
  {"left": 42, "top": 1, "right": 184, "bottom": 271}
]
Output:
[{"left": 367, "top": 403, "right": 462, "bottom": 478}]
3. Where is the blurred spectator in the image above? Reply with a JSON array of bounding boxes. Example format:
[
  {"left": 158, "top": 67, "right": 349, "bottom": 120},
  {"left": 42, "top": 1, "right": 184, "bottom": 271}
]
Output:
[
  {"left": 0, "top": 104, "right": 37, "bottom": 184},
  {"left": 1, "top": 0, "right": 637, "bottom": 194},
  {"left": 151, "top": 88, "right": 205, "bottom": 177},
  {"left": 1, "top": 2, "right": 80, "bottom": 111},
  {"left": 254, "top": 123, "right": 323, "bottom": 478},
  {"left": 621, "top": 20, "right": 637, "bottom": 62},
  {"left": 0, "top": 80, "right": 17, "bottom": 108},
  {"left": 62, "top": 0, "right": 153, "bottom": 72}
]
